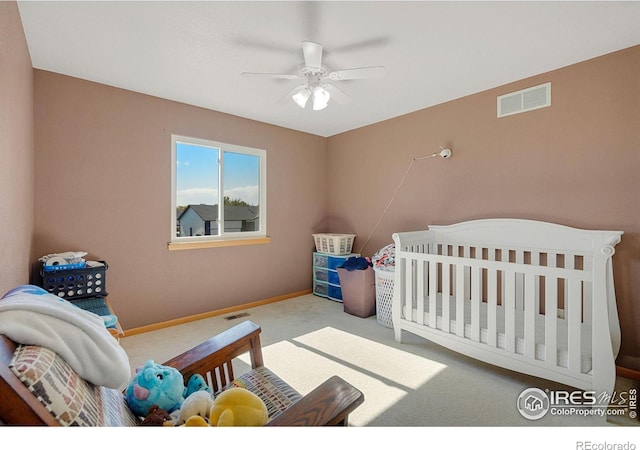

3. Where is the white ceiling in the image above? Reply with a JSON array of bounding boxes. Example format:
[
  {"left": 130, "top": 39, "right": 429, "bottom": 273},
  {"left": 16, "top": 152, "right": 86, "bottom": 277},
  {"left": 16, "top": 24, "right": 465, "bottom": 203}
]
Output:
[{"left": 17, "top": 1, "right": 640, "bottom": 137}]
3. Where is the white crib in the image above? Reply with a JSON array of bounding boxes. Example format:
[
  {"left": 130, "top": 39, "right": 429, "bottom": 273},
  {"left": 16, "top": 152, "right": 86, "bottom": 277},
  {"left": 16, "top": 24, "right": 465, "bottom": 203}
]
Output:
[{"left": 392, "top": 218, "right": 623, "bottom": 396}]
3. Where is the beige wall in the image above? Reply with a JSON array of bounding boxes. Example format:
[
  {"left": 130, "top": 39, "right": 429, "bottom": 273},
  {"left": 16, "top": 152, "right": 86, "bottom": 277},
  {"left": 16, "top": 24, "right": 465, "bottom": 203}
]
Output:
[
  {"left": 328, "top": 45, "right": 640, "bottom": 363},
  {"left": 0, "top": 2, "right": 34, "bottom": 294},
  {"left": 33, "top": 71, "right": 328, "bottom": 329},
  {"left": 4, "top": 0, "right": 639, "bottom": 364}
]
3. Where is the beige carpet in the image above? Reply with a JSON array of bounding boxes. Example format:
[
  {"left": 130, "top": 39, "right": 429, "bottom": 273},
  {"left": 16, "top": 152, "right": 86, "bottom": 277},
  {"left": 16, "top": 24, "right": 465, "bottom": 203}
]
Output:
[{"left": 120, "top": 294, "right": 638, "bottom": 433}]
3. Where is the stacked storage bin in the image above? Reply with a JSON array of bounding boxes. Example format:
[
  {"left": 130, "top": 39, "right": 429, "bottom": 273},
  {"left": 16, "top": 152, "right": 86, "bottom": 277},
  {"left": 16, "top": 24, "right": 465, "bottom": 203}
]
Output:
[
  {"left": 312, "top": 252, "right": 360, "bottom": 302},
  {"left": 40, "top": 261, "right": 108, "bottom": 301},
  {"left": 312, "top": 233, "right": 358, "bottom": 302},
  {"left": 39, "top": 260, "right": 118, "bottom": 329}
]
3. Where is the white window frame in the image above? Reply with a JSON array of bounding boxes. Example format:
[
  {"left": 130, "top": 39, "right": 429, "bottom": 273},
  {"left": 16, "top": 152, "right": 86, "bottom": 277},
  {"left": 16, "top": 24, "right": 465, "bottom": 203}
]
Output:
[{"left": 169, "top": 135, "right": 268, "bottom": 250}]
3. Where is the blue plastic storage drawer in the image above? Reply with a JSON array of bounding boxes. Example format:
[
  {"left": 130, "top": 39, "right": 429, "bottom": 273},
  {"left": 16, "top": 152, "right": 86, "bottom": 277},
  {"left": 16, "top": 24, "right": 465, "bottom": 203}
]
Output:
[
  {"left": 328, "top": 270, "right": 340, "bottom": 284},
  {"left": 328, "top": 284, "right": 343, "bottom": 301},
  {"left": 328, "top": 255, "right": 349, "bottom": 270}
]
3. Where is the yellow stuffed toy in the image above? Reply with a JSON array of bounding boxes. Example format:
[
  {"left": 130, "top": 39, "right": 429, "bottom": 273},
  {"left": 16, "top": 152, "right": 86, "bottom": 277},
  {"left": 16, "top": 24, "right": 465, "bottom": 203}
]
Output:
[
  {"left": 208, "top": 387, "right": 268, "bottom": 426},
  {"left": 184, "top": 415, "right": 209, "bottom": 426}
]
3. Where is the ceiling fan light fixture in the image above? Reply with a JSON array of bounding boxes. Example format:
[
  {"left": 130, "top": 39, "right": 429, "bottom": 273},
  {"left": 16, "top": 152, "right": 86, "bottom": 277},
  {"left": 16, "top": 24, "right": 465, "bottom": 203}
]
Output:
[
  {"left": 312, "top": 85, "right": 330, "bottom": 110},
  {"left": 292, "top": 87, "right": 311, "bottom": 108},
  {"left": 244, "top": 41, "right": 385, "bottom": 111}
]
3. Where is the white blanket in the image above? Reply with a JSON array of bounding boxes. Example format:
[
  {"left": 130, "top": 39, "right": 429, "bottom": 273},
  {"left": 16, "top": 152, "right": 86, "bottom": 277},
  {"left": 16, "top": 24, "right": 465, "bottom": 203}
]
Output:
[{"left": 0, "top": 292, "right": 131, "bottom": 390}]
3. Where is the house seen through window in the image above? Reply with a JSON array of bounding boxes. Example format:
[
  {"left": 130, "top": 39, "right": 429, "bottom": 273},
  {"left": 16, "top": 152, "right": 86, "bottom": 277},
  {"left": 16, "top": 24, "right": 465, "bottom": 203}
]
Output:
[{"left": 171, "top": 135, "right": 266, "bottom": 245}]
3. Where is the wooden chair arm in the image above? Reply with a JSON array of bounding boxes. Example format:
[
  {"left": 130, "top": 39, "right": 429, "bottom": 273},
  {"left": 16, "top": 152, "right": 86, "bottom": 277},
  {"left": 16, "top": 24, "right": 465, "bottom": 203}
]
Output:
[
  {"left": 163, "top": 320, "right": 264, "bottom": 392},
  {"left": 266, "top": 375, "right": 364, "bottom": 426}
]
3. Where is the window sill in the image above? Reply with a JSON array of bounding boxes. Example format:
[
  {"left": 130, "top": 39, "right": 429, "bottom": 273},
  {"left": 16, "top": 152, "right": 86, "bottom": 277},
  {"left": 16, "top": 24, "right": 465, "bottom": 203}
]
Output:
[{"left": 168, "top": 236, "right": 271, "bottom": 251}]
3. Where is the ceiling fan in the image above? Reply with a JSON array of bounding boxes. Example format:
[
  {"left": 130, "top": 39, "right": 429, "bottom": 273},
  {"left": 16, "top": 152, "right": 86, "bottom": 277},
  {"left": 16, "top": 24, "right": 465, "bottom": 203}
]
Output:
[{"left": 242, "top": 41, "right": 386, "bottom": 111}]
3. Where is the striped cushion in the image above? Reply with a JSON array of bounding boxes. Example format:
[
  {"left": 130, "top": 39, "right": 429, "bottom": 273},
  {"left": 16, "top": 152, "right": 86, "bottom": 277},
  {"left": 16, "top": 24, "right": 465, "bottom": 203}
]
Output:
[
  {"left": 229, "top": 366, "right": 302, "bottom": 420},
  {"left": 10, "top": 345, "right": 140, "bottom": 426}
]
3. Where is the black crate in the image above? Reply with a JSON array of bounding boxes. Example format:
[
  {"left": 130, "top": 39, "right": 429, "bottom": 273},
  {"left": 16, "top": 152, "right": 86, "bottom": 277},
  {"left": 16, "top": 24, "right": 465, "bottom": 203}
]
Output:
[{"left": 40, "top": 261, "right": 108, "bottom": 300}]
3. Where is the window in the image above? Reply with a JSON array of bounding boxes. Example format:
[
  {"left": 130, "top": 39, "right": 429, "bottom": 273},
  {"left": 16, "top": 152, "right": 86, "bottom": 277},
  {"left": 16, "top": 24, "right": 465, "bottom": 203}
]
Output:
[{"left": 170, "top": 135, "right": 267, "bottom": 249}]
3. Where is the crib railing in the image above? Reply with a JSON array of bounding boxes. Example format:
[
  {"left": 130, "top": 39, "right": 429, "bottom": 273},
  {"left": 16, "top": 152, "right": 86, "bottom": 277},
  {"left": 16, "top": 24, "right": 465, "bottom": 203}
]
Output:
[
  {"left": 396, "top": 249, "right": 590, "bottom": 371},
  {"left": 392, "top": 220, "right": 622, "bottom": 395}
]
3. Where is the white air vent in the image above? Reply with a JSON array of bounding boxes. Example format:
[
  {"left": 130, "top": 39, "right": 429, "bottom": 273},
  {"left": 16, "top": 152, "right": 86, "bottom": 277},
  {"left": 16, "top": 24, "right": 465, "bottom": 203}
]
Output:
[{"left": 497, "top": 82, "right": 551, "bottom": 118}]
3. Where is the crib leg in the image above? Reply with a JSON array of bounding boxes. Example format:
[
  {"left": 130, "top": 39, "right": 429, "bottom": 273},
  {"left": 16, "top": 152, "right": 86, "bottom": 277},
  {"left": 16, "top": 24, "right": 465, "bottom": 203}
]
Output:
[{"left": 394, "top": 326, "right": 402, "bottom": 343}]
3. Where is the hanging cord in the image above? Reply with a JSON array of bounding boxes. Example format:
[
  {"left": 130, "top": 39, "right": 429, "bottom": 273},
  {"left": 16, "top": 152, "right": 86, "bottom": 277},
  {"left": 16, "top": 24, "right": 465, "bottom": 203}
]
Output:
[{"left": 355, "top": 149, "right": 451, "bottom": 256}]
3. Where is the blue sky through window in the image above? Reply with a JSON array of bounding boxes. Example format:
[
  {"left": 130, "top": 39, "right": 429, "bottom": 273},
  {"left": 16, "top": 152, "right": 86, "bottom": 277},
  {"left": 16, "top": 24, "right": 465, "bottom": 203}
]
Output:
[
  {"left": 224, "top": 151, "right": 260, "bottom": 205},
  {"left": 176, "top": 142, "right": 260, "bottom": 206}
]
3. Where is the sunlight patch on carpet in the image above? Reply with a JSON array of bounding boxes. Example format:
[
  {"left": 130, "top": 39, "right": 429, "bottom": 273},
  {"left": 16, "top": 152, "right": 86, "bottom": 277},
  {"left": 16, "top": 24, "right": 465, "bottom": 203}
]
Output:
[
  {"left": 238, "top": 326, "right": 448, "bottom": 426},
  {"left": 291, "top": 326, "right": 447, "bottom": 389}
]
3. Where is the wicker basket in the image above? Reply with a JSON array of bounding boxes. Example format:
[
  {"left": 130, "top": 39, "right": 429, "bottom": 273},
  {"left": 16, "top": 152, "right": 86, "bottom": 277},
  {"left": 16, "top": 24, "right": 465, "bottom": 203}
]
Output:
[
  {"left": 374, "top": 268, "right": 394, "bottom": 328},
  {"left": 312, "top": 233, "right": 355, "bottom": 255}
]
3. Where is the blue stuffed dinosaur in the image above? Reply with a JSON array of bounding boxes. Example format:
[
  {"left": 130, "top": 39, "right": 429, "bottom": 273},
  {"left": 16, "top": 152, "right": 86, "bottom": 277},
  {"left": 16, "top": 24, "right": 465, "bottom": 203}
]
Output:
[
  {"left": 125, "top": 360, "right": 211, "bottom": 418},
  {"left": 186, "top": 371, "right": 211, "bottom": 397}
]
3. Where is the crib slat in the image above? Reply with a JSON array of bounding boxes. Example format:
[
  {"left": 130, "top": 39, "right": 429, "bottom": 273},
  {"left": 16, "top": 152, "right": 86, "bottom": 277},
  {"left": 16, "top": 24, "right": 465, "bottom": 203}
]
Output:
[
  {"left": 487, "top": 268, "right": 498, "bottom": 347},
  {"left": 442, "top": 262, "right": 451, "bottom": 333},
  {"left": 545, "top": 276, "right": 558, "bottom": 366},
  {"left": 417, "top": 259, "right": 425, "bottom": 326},
  {"left": 404, "top": 259, "right": 412, "bottom": 321},
  {"left": 487, "top": 249, "right": 504, "bottom": 305},
  {"left": 568, "top": 278, "right": 582, "bottom": 373},
  {"left": 564, "top": 253, "right": 574, "bottom": 320},
  {"left": 515, "top": 251, "right": 524, "bottom": 312},
  {"left": 531, "top": 252, "right": 541, "bottom": 314},
  {"left": 429, "top": 259, "right": 437, "bottom": 328},
  {"left": 463, "top": 246, "right": 471, "bottom": 301},
  {"left": 471, "top": 266, "right": 481, "bottom": 341},
  {"left": 582, "top": 256, "right": 593, "bottom": 329},
  {"left": 565, "top": 253, "right": 574, "bottom": 270},
  {"left": 530, "top": 252, "right": 540, "bottom": 265},
  {"left": 504, "top": 271, "right": 516, "bottom": 353},
  {"left": 455, "top": 264, "right": 465, "bottom": 337},
  {"left": 524, "top": 272, "right": 536, "bottom": 358}
]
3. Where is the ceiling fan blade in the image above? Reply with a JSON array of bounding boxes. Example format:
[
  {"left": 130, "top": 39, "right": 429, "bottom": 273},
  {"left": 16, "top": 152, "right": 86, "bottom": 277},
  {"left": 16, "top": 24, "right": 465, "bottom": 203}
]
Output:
[
  {"left": 277, "top": 84, "right": 307, "bottom": 105},
  {"left": 323, "top": 83, "right": 349, "bottom": 105},
  {"left": 328, "top": 66, "right": 386, "bottom": 81},
  {"left": 302, "top": 41, "right": 323, "bottom": 69},
  {"left": 242, "top": 72, "right": 302, "bottom": 80}
]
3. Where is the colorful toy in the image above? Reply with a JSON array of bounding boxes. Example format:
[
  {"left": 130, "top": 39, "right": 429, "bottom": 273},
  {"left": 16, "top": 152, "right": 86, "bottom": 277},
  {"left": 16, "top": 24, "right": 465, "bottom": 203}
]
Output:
[
  {"left": 125, "top": 360, "right": 187, "bottom": 417},
  {"left": 140, "top": 405, "right": 174, "bottom": 426},
  {"left": 208, "top": 387, "right": 268, "bottom": 426},
  {"left": 186, "top": 373, "right": 212, "bottom": 397},
  {"left": 184, "top": 415, "right": 209, "bottom": 426},
  {"left": 175, "top": 390, "right": 215, "bottom": 425}
]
